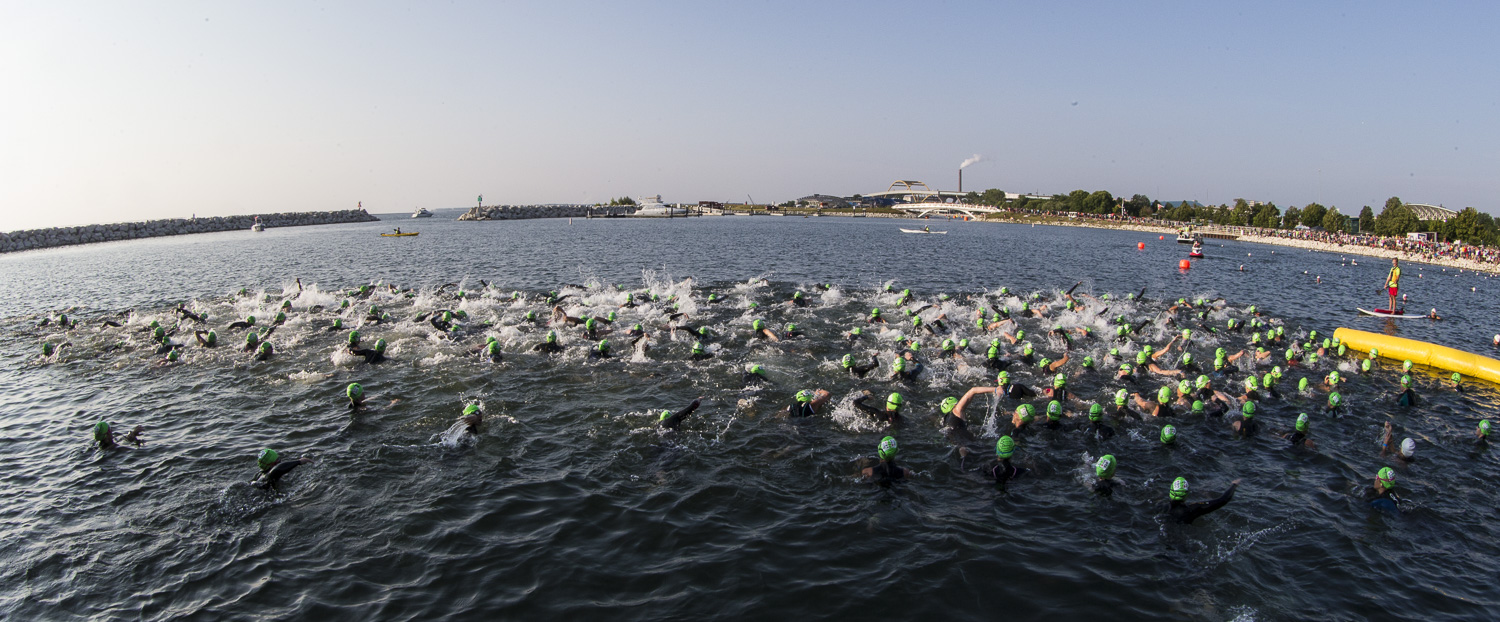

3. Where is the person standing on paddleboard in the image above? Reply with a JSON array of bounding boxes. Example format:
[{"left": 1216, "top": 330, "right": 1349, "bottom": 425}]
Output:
[{"left": 1385, "top": 258, "right": 1401, "bottom": 313}]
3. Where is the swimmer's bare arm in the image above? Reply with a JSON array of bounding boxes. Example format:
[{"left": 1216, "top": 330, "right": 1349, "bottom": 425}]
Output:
[{"left": 953, "top": 386, "right": 999, "bottom": 420}]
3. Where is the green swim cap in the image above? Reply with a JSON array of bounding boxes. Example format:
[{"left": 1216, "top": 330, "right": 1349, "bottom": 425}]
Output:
[
  {"left": 1116, "top": 326, "right": 1127, "bottom": 337},
  {"left": 348, "top": 330, "right": 361, "bottom": 345},
  {"left": 1053, "top": 373, "right": 1066, "bottom": 389},
  {"left": 1160, "top": 425, "right": 1177, "bottom": 444},
  {"left": 1328, "top": 392, "right": 1341, "bottom": 406},
  {"left": 1115, "top": 389, "right": 1128, "bottom": 406},
  {"left": 1369, "top": 348, "right": 1378, "bottom": 358},
  {"left": 911, "top": 316, "right": 922, "bottom": 327},
  {"left": 1451, "top": 372, "right": 1462, "bottom": 384},
  {"left": 1195, "top": 374, "right": 1209, "bottom": 389},
  {"left": 795, "top": 389, "right": 813, "bottom": 403},
  {"left": 886, "top": 392, "right": 904, "bottom": 410},
  {"left": 1272, "top": 366, "right": 1284, "bottom": 379},
  {"left": 374, "top": 338, "right": 387, "bottom": 353},
  {"left": 1327, "top": 370, "right": 1340, "bottom": 384},
  {"left": 546, "top": 330, "right": 558, "bottom": 343},
  {"left": 1023, "top": 343, "right": 1035, "bottom": 356},
  {"left": 597, "top": 339, "right": 610, "bottom": 353},
  {"left": 941, "top": 339, "right": 954, "bottom": 351},
  {"left": 94, "top": 420, "right": 111, "bottom": 442},
  {"left": 166, "top": 348, "right": 180, "bottom": 361},
  {"left": 1479, "top": 420, "right": 1491, "bottom": 437},
  {"left": 1242, "top": 401, "right": 1255, "bottom": 417},
  {"left": 257, "top": 342, "right": 272, "bottom": 356},
  {"left": 246, "top": 315, "right": 256, "bottom": 326},
  {"left": 347, "top": 382, "right": 364, "bottom": 401},
  {"left": 1016, "top": 404, "right": 1035, "bottom": 422},
  {"left": 1361, "top": 359, "right": 1372, "bottom": 372},
  {"left": 841, "top": 354, "right": 854, "bottom": 368},
  {"left": 874, "top": 436, "right": 899, "bottom": 460},
  {"left": 1046, "top": 400, "right": 1062, "bottom": 420},
  {"left": 1181, "top": 352, "right": 1193, "bottom": 366},
  {"left": 1021, "top": 302, "right": 1030, "bottom": 312},
  {"left": 1251, "top": 332, "right": 1262, "bottom": 343},
  {"left": 463, "top": 404, "right": 479, "bottom": 417},
  {"left": 1083, "top": 356, "right": 1094, "bottom": 368},
  {"left": 257, "top": 448, "right": 279, "bottom": 471},
  {"left": 1181, "top": 328, "right": 1191, "bottom": 340},
  {"left": 1244, "top": 376, "right": 1258, "bottom": 392},
  {"left": 1177, "top": 379, "right": 1190, "bottom": 395},
  {"left": 786, "top": 323, "right": 798, "bottom": 333},
  {"left": 1170, "top": 477, "right": 1189, "bottom": 500},
  {"left": 1400, "top": 374, "right": 1411, "bottom": 387},
  {"left": 908, "top": 341, "right": 920, "bottom": 352},
  {"left": 42, "top": 342, "right": 54, "bottom": 357},
  {"left": 959, "top": 338, "right": 968, "bottom": 348},
  {"left": 246, "top": 331, "right": 259, "bottom": 346},
  {"left": 852, "top": 327, "right": 863, "bottom": 336},
  {"left": 1377, "top": 467, "right": 1394, "bottom": 486},
  {"left": 1337, "top": 344, "right": 1346, "bottom": 356},
  {"left": 656, "top": 409, "right": 671, "bottom": 422},
  {"left": 1136, "top": 351, "right": 1148, "bottom": 365},
  {"left": 585, "top": 317, "right": 597, "bottom": 330},
  {"left": 1157, "top": 386, "right": 1172, "bottom": 403},
  {"left": 747, "top": 364, "right": 764, "bottom": 376},
  {"left": 275, "top": 312, "right": 286, "bottom": 324},
  {"left": 1177, "top": 298, "right": 1186, "bottom": 305},
  {"left": 996, "top": 435, "right": 1015, "bottom": 458},
  {"left": 1066, "top": 300, "right": 1076, "bottom": 310},
  {"left": 1088, "top": 403, "right": 1103, "bottom": 421},
  {"left": 1095, "top": 455, "right": 1116, "bottom": 479},
  {"left": 1261, "top": 373, "right": 1274, "bottom": 389},
  {"left": 892, "top": 357, "right": 906, "bottom": 372},
  {"left": 997, "top": 371, "right": 1010, "bottom": 385},
  {"left": 752, "top": 319, "right": 764, "bottom": 331},
  {"left": 153, "top": 326, "right": 166, "bottom": 342},
  {"left": 1191, "top": 400, "right": 1205, "bottom": 414},
  {"left": 1016, "top": 330, "right": 1026, "bottom": 341},
  {"left": 1037, "top": 357, "right": 1052, "bottom": 369},
  {"left": 1298, "top": 377, "right": 1309, "bottom": 392},
  {"left": 341, "top": 299, "right": 350, "bottom": 309},
  {"left": 1110, "top": 348, "right": 1119, "bottom": 357},
  {"left": 1295, "top": 413, "right": 1309, "bottom": 432},
  {"left": 1403, "top": 359, "right": 1414, "bottom": 371},
  {"left": 691, "top": 341, "right": 704, "bottom": 354},
  {"left": 487, "top": 341, "right": 500, "bottom": 356}
]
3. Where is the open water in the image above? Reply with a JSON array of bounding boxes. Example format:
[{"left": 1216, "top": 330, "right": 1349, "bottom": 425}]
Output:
[{"left": 2, "top": 214, "right": 1499, "bottom": 621}]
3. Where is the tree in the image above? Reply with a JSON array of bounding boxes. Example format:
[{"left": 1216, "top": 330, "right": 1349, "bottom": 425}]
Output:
[
  {"left": 1083, "top": 190, "right": 1115, "bottom": 214},
  {"left": 1385, "top": 196, "right": 1403, "bottom": 213},
  {"left": 979, "top": 189, "right": 1007, "bottom": 206},
  {"left": 1358, "top": 206, "right": 1375, "bottom": 233},
  {"left": 1252, "top": 204, "right": 1281, "bottom": 228},
  {"left": 1448, "top": 207, "right": 1497, "bottom": 246},
  {"left": 1321, "top": 207, "right": 1347, "bottom": 233},
  {"left": 1281, "top": 206, "right": 1301, "bottom": 229},
  {"left": 963, "top": 191, "right": 980, "bottom": 204},
  {"left": 1374, "top": 204, "right": 1419, "bottom": 236},
  {"left": 1300, "top": 203, "right": 1327, "bottom": 228},
  {"left": 1125, "top": 194, "right": 1151, "bottom": 216}
]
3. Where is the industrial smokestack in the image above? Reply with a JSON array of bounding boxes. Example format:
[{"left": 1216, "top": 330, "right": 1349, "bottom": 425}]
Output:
[{"left": 959, "top": 169, "right": 962, "bottom": 193}]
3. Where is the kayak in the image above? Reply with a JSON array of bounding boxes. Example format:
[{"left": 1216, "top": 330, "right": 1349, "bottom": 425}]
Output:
[
  {"left": 380, "top": 232, "right": 419, "bottom": 237},
  {"left": 899, "top": 228, "right": 947, "bottom": 234},
  {"left": 1357, "top": 308, "right": 1423, "bottom": 318},
  {"left": 1188, "top": 252, "right": 1204, "bottom": 258}
]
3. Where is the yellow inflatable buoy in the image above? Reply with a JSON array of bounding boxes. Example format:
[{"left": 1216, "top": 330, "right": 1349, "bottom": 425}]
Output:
[{"left": 1334, "top": 328, "right": 1500, "bottom": 385}]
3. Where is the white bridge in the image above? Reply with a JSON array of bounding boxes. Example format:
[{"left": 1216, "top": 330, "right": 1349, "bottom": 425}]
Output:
[{"left": 863, "top": 180, "right": 1001, "bottom": 217}]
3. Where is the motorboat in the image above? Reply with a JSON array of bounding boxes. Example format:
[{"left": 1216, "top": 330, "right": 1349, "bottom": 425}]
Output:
[
  {"left": 412, "top": 207, "right": 433, "bottom": 218},
  {"left": 251, "top": 216, "right": 265, "bottom": 232},
  {"left": 899, "top": 227, "right": 947, "bottom": 234},
  {"left": 632, "top": 195, "right": 689, "bottom": 217},
  {"left": 1176, "top": 231, "right": 1200, "bottom": 244}
]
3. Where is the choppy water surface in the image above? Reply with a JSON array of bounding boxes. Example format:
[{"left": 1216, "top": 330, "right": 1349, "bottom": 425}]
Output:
[{"left": 3, "top": 215, "right": 1499, "bottom": 620}]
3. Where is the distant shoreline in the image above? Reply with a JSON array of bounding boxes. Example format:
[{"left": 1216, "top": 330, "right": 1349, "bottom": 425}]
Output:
[{"left": 0, "top": 210, "right": 378, "bottom": 255}]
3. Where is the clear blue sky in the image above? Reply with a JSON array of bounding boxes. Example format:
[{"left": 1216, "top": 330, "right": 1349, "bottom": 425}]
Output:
[{"left": 2, "top": 1, "right": 1495, "bottom": 230}]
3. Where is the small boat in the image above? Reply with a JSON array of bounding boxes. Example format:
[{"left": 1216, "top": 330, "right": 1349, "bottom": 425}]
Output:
[
  {"left": 900, "top": 228, "right": 947, "bottom": 234},
  {"left": 381, "top": 231, "right": 419, "bottom": 237},
  {"left": 411, "top": 207, "right": 433, "bottom": 218},
  {"left": 1189, "top": 242, "right": 1204, "bottom": 258},
  {"left": 251, "top": 216, "right": 265, "bottom": 232},
  {"left": 1176, "top": 231, "right": 1200, "bottom": 244}
]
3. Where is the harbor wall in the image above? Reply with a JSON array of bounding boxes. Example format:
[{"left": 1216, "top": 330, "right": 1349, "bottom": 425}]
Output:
[
  {"left": 458, "top": 205, "right": 628, "bottom": 220},
  {"left": 0, "top": 210, "right": 379, "bottom": 254}
]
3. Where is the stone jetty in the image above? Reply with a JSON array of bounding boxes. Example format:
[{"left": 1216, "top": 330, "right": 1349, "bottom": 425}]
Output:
[
  {"left": 458, "top": 204, "right": 628, "bottom": 220},
  {"left": 0, "top": 209, "right": 379, "bottom": 254}
]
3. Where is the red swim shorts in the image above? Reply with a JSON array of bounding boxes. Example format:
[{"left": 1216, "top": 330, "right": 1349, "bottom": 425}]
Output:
[{"left": 1388, "top": 287, "right": 1398, "bottom": 296}]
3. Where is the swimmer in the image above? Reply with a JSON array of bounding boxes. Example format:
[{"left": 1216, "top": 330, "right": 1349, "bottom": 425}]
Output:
[
  {"left": 1393, "top": 374, "right": 1418, "bottom": 406},
  {"left": 1164, "top": 477, "right": 1240, "bottom": 524},
  {"left": 1381, "top": 422, "right": 1417, "bottom": 463},
  {"left": 1131, "top": 385, "right": 1177, "bottom": 417},
  {"left": 459, "top": 404, "right": 483, "bottom": 434},
  {"left": 175, "top": 304, "right": 206, "bottom": 323},
  {"left": 1231, "top": 401, "right": 1258, "bottom": 438},
  {"left": 995, "top": 371, "right": 1035, "bottom": 400},
  {"left": 784, "top": 389, "right": 832, "bottom": 417},
  {"left": 93, "top": 421, "right": 144, "bottom": 449},
  {"left": 977, "top": 436, "right": 1025, "bottom": 487},
  {"left": 588, "top": 339, "right": 613, "bottom": 359},
  {"left": 346, "top": 383, "right": 365, "bottom": 409},
  {"left": 658, "top": 398, "right": 703, "bottom": 430},
  {"left": 1004, "top": 404, "right": 1037, "bottom": 439},
  {"left": 781, "top": 322, "right": 804, "bottom": 340},
  {"left": 1090, "top": 455, "right": 1118, "bottom": 496},
  {"left": 688, "top": 341, "right": 711, "bottom": 360},
  {"left": 850, "top": 390, "right": 903, "bottom": 425},
  {"left": 844, "top": 326, "right": 864, "bottom": 341},
  {"left": 253, "top": 449, "right": 313, "bottom": 491},
  {"left": 532, "top": 330, "right": 564, "bottom": 353},
  {"left": 868, "top": 307, "right": 887, "bottom": 324},
  {"left": 350, "top": 338, "right": 388, "bottom": 364},
  {"left": 861, "top": 436, "right": 909, "bottom": 485},
  {"left": 550, "top": 305, "right": 584, "bottom": 327},
  {"left": 788, "top": 291, "right": 807, "bottom": 307},
  {"left": 253, "top": 342, "right": 274, "bottom": 360},
  {"left": 1159, "top": 424, "right": 1177, "bottom": 445},
  {"left": 1366, "top": 467, "right": 1398, "bottom": 504},
  {"left": 841, "top": 353, "right": 880, "bottom": 378},
  {"left": 749, "top": 319, "right": 780, "bottom": 342},
  {"left": 1476, "top": 420, "right": 1491, "bottom": 445},
  {"left": 227, "top": 315, "right": 256, "bottom": 330},
  {"left": 742, "top": 364, "right": 770, "bottom": 387},
  {"left": 1281, "top": 413, "right": 1315, "bottom": 448},
  {"left": 889, "top": 355, "right": 922, "bottom": 381},
  {"left": 192, "top": 330, "right": 218, "bottom": 347}
]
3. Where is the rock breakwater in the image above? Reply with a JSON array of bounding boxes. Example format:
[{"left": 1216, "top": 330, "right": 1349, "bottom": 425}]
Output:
[{"left": 0, "top": 210, "right": 379, "bottom": 254}]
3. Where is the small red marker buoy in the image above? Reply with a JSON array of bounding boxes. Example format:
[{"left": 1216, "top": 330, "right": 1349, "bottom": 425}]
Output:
[
  {"left": 1179, "top": 259, "right": 1191, "bottom": 269},
  {"left": 1159, "top": 236, "right": 1164, "bottom": 240},
  {"left": 1138, "top": 242, "right": 1146, "bottom": 250}
]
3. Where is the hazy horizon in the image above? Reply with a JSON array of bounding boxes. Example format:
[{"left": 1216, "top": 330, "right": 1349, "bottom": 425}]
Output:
[{"left": 3, "top": 1, "right": 1496, "bottom": 232}]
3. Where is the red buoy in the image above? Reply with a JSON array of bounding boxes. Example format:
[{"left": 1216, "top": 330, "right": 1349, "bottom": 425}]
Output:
[
  {"left": 1179, "top": 259, "right": 1191, "bottom": 269},
  {"left": 1159, "top": 235, "right": 1164, "bottom": 240},
  {"left": 1138, "top": 242, "right": 1146, "bottom": 250}
]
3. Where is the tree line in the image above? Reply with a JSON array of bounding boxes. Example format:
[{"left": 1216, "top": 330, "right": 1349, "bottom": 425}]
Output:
[{"left": 961, "top": 190, "right": 1497, "bottom": 247}]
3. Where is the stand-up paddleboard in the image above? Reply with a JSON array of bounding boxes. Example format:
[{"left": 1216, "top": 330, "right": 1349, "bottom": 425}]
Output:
[
  {"left": 899, "top": 228, "right": 947, "bottom": 234},
  {"left": 1358, "top": 308, "right": 1423, "bottom": 318}
]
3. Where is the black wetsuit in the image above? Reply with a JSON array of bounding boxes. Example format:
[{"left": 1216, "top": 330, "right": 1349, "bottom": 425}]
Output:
[
  {"left": 1091, "top": 478, "right": 1117, "bottom": 496},
  {"left": 533, "top": 341, "right": 563, "bottom": 353},
  {"left": 787, "top": 402, "right": 817, "bottom": 417},
  {"left": 893, "top": 361, "right": 922, "bottom": 381},
  {"left": 1087, "top": 421, "right": 1116, "bottom": 439},
  {"left": 742, "top": 372, "right": 768, "bottom": 387},
  {"left": 942, "top": 413, "right": 972, "bottom": 443},
  {"left": 659, "top": 400, "right": 701, "bottom": 431},
  {"left": 1165, "top": 483, "right": 1237, "bottom": 524},
  {"left": 847, "top": 356, "right": 879, "bottom": 378},
  {"left": 870, "top": 460, "right": 906, "bottom": 485},
  {"left": 985, "top": 459, "right": 1023, "bottom": 486},
  {"left": 227, "top": 321, "right": 254, "bottom": 330},
  {"left": 851, "top": 394, "right": 901, "bottom": 424},
  {"left": 1286, "top": 431, "right": 1307, "bottom": 446},
  {"left": 1396, "top": 389, "right": 1418, "bottom": 407},
  {"left": 350, "top": 348, "right": 386, "bottom": 364},
  {"left": 256, "top": 460, "right": 306, "bottom": 490},
  {"left": 999, "top": 383, "right": 1034, "bottom": 400},
  {"left": 1234, "top": 416, "right": 1259, "bottom": 438}
]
